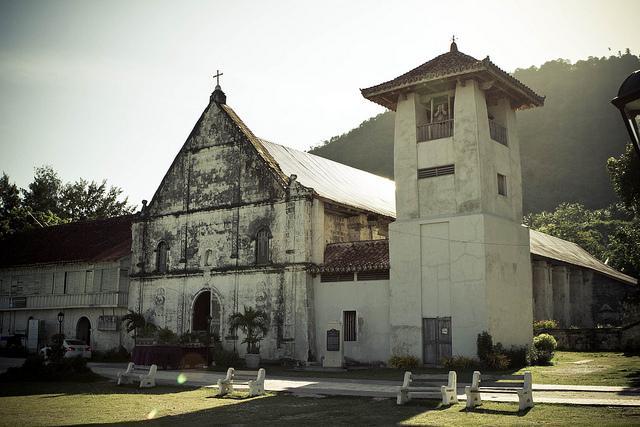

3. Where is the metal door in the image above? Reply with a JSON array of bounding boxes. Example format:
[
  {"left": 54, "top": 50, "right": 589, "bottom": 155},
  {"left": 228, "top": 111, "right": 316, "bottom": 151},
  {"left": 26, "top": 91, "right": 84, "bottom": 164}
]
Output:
[{"left": 422, "top": 317, "right": 452, "bottom": 365}]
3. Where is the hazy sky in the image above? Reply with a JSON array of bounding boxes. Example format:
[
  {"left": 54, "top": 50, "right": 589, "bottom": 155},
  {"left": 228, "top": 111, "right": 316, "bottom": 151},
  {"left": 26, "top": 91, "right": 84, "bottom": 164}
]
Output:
[{"left": 1, "top": 0, "right": 639, "bottom": 207}]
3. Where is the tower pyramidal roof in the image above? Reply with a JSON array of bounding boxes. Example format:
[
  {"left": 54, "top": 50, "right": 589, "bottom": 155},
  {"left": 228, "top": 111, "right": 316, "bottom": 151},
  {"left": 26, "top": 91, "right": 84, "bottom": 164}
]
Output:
[{"left": 361, "top": 42, "right": 544, "bottom": 111}]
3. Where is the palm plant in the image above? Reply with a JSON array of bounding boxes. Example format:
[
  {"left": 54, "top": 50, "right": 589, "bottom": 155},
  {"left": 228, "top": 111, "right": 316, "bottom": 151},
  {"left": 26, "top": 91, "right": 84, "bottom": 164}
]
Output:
[
  {"left": 228, "top": 306, "right": 269, "bottom": 354},
  {"left": 121, "top": 310, "right": 147, "bottom": 336}
]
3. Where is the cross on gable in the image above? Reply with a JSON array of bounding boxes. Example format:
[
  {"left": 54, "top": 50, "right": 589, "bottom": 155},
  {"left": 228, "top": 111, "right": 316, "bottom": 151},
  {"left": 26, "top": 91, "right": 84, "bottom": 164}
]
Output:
[{"left": 213, "top": 70, "right": 224, "bottom": 87}]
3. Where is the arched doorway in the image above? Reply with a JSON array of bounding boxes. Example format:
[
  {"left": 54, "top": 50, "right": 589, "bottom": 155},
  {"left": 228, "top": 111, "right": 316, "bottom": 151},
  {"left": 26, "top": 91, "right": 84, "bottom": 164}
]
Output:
[
  {"left": 76, "top": 317, "right": 91, "bottom": 344},
  {"left": 192, "top": 291, "right": 210, "bottom": 331},
  {"left": 192, "top": 291, "right": 222, "bottom": 339}
]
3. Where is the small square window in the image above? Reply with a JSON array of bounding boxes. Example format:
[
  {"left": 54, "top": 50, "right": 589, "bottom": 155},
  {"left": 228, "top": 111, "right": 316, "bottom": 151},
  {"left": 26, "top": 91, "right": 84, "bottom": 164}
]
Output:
[{"left": 497, "top": 174, "right": 508, "bottom": 196}]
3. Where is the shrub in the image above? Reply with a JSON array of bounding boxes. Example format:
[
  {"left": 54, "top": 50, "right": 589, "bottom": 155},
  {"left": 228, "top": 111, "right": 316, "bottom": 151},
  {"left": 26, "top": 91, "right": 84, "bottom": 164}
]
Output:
[
  {"left": 157, "top": 327, "right": 179, "bottom": 344},
  {"left": 501, "top": 346, "right": 530, "bottom": 369},
  {"left": 388, "top": 355, "right": 420, "bottom": 370},
  {"left": 441, "top": 355, "right": 479, "bottom": 370},
  {"left": 476, "top": 332, "right": 515, "bottom": 370},
  {"left": 92, "top": 346, "right": 130, "bottom": 362},
  {"left": 476, "top": 331, "right": 493, "bottom": 362},
  {"left": 484, "top": 352, "right": 510, "bottom": 370},
  {"left": 138, "top": 323, "right": 158, "bottom": 338},
  {"left": 0, "top": 356, "right": 100, "bottom": 382},
  {"left": 214, "top": 348, "right": 243, "bottom": 369},
  {"left": 532, "top": 333, "right": 558, "bottom": 365},
  {"left": 533, "top": 320, "right": 559, "bottom": 334}
]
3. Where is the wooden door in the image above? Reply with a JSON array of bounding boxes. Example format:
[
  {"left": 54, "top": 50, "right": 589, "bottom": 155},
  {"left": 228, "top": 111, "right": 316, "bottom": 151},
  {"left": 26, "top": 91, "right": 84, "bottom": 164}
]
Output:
[{"left": 423, "top": 317, "right": 452, "bottom": 365}]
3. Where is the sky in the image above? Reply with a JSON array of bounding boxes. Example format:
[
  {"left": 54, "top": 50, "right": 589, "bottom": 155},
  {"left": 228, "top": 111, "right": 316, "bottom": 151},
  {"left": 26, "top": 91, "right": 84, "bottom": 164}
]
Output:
[{"left": 1, "top": 0, "right": 639, "bottom": 207}]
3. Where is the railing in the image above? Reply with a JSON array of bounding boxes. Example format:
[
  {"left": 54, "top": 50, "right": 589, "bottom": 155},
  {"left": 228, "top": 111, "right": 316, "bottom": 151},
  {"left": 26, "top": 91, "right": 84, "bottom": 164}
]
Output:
[
  {"left": 489, "top": 120, "right": 508, "bottom": 146},
  {"left": 0, "top": 292, "right": 128, "bottom": 310},
  {"left": 417, "top": 119, "right": 454, "bottom": 142}
]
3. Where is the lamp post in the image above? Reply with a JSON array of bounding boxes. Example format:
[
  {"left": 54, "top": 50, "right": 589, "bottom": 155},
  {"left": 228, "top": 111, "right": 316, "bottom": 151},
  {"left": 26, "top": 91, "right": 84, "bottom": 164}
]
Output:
[
  {"left": 611, "top": 69, "right": 640, "bottom": 158},
  {"left": 57, "top": 311, "right": 64, "bottom": 337}
]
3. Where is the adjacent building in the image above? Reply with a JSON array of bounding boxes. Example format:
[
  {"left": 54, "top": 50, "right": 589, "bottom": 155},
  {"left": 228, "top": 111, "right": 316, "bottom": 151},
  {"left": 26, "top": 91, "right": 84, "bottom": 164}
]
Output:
[{"left": 0, "top": 216, "right": 133, "bottom": 351}]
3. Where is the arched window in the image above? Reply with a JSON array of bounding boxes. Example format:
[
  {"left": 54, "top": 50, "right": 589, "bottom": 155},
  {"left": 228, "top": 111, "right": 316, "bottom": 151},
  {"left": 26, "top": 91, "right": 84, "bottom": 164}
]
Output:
[
  {"left": 204, "top": 249, "right": 212, "bottom": 266},
  {"left": 255, "top": 227, "right": 271, "bottom": 265},
  {"left": 156, "top": 241, "right": 168, "bottom": 273}
]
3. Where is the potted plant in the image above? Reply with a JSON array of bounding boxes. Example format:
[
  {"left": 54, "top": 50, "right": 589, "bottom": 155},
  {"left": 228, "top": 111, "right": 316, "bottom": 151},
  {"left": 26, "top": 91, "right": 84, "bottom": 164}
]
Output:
[{"left": 228, "top": 306, "right": 269, "bottom": 368}]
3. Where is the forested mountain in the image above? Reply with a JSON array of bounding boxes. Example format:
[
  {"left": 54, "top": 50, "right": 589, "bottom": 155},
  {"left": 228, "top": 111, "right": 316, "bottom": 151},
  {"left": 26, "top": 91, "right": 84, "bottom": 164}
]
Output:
[{"left": 309, "top": 53, "right": 640, "bottom": 213}]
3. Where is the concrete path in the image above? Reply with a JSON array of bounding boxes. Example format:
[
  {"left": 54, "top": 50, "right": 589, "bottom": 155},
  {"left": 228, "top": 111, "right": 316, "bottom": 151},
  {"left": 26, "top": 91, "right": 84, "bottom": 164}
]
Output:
[{"left": 86, "top": 362, "right": 640, "bottom": 407}]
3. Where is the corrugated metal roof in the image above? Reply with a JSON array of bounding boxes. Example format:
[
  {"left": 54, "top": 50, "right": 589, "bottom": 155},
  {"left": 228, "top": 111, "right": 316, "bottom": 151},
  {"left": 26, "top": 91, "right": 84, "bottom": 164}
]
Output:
[
  {"left": 260, "top": 139, "right": 396, "bottom": 218},
  {"left": 530, "top": 229, "right": 636, "bottom": 285}
]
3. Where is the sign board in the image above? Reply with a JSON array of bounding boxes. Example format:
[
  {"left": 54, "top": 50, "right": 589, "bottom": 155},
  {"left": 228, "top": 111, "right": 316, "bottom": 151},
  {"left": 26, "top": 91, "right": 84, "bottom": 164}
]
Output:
[{"left": 326, "top": 328, "right": 340, "bottom": 351}]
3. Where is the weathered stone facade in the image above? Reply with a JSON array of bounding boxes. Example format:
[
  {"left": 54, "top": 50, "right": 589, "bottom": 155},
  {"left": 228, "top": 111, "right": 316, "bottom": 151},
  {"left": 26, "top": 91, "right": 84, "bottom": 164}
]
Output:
[{"left": 129, "top": 92, "right": 390, "bottom": 361}]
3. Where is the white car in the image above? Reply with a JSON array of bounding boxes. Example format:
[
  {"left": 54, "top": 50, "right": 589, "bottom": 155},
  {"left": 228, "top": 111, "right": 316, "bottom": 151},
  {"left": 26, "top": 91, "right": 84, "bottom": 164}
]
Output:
[{"left": 40, "top": 339, "right": 92, "bottom": 359}]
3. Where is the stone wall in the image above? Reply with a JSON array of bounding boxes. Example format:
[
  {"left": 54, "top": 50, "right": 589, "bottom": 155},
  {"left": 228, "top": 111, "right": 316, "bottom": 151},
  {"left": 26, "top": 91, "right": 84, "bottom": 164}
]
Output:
[
  {"left": 544, "top": 322, "right": 640, "bottom": 351},
  {"left": 532, "top": 258, "right": 636, "bottom": 328}
]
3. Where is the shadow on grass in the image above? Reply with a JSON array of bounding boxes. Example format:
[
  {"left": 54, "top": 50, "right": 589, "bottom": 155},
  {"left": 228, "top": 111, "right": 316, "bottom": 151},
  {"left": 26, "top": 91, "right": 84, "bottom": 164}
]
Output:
[
  {"left": 625, "top": 371, "right": 640, "bottom": 388},
  {"left": 0, "top": 380, "right": 196, "bottom": 397},
  {"left": 461, "top": 406, "right": 532, "bottom": 417},
  {"left": 88, "top": 394, "right": 445, "bottom": 426}
]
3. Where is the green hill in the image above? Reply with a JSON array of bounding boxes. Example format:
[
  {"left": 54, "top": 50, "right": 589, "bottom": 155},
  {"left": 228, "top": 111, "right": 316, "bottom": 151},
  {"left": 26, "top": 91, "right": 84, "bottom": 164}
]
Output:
[{"left": 309, "top": 53, "right": 640, "bottom": 213}]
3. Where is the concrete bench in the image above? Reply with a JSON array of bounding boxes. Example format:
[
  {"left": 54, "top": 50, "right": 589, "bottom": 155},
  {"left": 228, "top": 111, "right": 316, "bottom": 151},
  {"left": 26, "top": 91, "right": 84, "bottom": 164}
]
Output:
[
  {"left": 117, "top": 362, "right": 157, "bottom": 388},
  {"left": 465, "top": 371, "right": 533, "bottom": 411},
  {"left": 215, "top": 367, "right": 266, "bottom": 397},
  {"left": 397, "top": 371, "right": 458, "bottom": 405}
]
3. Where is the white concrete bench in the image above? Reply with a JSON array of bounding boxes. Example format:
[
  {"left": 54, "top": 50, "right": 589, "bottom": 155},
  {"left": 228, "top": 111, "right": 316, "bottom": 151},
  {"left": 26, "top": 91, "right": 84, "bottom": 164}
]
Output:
[
  {"left": 117, "top": 362, "right": 158, "bottom": 388},
  {"left": 397, "top": 371, "right": 458, "bottom": 405},
  {"left": 465, "top": 371, "right": 533, "bottom": 411},
  {"left": 215, "top": 367, "right": 266, "bottom": 397}
]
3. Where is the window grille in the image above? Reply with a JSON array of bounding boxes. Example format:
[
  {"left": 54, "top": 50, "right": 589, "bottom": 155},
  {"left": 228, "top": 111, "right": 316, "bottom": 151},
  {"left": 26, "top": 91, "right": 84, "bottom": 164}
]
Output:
[
  {"left": 497, "top": 174, "right": 508, "bottom": 196},
  {"left": 156, "top": 242, "right": 168, "bottom": 273},
  {"left": 343, "top": 311, "right": 357, "bottom": 341},
  {"left": 418, "top": 164, "right": 455, "bottom": 179},
  {"left": 98, "top": 315, "right": 120, "bottom": 331},
  {"left": 255, "top": 228, "right": 271, "bottom": 265}
]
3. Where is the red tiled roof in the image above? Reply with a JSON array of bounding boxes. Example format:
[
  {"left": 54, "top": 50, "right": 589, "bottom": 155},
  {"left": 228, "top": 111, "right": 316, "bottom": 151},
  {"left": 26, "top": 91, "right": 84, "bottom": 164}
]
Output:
[
  {"left": 361, "top": 45, "right": 544, "bottom": 111},
  {"left": 0, "top": 215, "right": 133, "bottom": 268},
  {"left": 316, "top": 239, "right": 390, "bottom": 273}
]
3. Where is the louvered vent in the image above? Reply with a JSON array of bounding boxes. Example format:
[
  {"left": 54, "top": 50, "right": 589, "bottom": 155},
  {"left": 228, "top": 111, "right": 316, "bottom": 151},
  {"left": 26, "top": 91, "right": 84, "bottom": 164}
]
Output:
[
  {"left": 357, "top": 270, "right": 390, "bottom": 281},
  {"left": 417, "top": 164, "right": 455, "bottom": 179},
  {"left": 320, "top": 273, "right": 355, "bottom": 283}
]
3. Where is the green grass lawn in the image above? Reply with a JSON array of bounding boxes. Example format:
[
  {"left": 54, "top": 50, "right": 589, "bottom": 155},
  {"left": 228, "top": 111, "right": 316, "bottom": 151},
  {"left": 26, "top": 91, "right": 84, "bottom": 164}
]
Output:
[
  {"left": 236, "top": 351, "right": 640, "bottom": 387},
  {"left": 0, "top": 380, "right": 639, "bottom": 426}
]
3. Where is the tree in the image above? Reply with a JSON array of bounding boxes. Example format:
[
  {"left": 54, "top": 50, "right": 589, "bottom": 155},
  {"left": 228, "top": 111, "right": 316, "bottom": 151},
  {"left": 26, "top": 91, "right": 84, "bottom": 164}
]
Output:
[
  {"left": 59, "top": 178, "right": 134, "bottom": 222},
  {"left": 22, "top": 166, "right": 63, "bottom": 217},
  {"left": 0, "top": 173, "right": 29, "bottom": 238},
  {"left": 0, "top": 166, "right": 135, "bottom": 238},
  {"left": 607, "top": 143, "right": 640, "bottom": 215},
  {"left": 524, "top": 203, "right": 614, "bottom": 261},
  {"left": 228, "top": 306, "right": 269, "bottom": 354}
]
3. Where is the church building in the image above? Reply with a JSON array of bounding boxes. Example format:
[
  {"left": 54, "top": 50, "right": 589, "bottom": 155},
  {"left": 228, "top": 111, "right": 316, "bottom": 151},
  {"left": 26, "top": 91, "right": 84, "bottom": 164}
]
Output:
[
  {"left": 1, "top": 42, "right": 636, "bottom": 362},
  {"left": 128, "top": 41, "right": 635, "bottom": 364}
]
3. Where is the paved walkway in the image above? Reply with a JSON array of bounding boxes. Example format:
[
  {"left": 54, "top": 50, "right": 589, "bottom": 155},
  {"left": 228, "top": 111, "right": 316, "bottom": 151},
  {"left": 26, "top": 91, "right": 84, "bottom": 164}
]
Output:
[{"left": 87, "top": 362, "right": 640, "bottom": 407}]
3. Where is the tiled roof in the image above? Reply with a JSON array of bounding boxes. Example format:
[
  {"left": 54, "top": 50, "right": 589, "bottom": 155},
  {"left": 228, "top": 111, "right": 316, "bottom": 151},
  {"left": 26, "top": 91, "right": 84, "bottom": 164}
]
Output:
[
  {"left": 315, "top": 239, "right": 390, "bottom": 273},
  {"left": 0, "top": 215, "right": 133, "bottom": 268},
  {"left": 361, "top": 45, "right": 544, "bottom": 111},
  {"left": 313, "top": 231, "right": 637, "bottom": 285}
]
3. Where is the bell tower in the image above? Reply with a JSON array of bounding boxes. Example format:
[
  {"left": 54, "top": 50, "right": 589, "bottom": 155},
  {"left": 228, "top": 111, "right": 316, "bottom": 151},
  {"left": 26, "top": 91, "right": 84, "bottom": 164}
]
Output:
[{"left": 362, "top": 41, "right": 544, "bottom": 362}]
